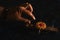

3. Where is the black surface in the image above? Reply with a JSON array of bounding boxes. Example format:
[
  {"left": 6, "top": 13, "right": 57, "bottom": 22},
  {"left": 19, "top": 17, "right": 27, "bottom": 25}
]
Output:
[{"left": 0, "top": 0, "right": 60, "bottom": 40}]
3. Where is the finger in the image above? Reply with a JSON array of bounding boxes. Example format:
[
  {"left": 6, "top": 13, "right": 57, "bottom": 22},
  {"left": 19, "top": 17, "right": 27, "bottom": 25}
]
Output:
[
  {"left": 16, "top": 11, "right": 31, "bottom": 23},
  {"left": 25, "top": 19, "right": 31, "bottom": 24},
  {"left": 20, "top": 7, "right": 36, "bottom": 20},
  {"left": 28, "top": 4, "right": 33, "bottom": 12},
  {"left": 25, "top": 3, "right": 33, "bottom": 12}
]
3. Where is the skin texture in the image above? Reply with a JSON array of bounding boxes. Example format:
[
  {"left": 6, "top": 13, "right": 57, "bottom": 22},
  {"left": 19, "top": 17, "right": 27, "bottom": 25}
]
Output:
[
  {"left": 15, "top": 3, "right": 36, "bottom": 24},
  {"left": 0, "top": 3, "right": 36, "bottom": 24}
]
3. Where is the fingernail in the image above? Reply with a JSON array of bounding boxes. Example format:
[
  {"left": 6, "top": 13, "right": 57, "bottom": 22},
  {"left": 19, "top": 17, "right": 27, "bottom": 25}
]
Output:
[{"left": 33, "top": 17, "right": 36, "bottom": 20}]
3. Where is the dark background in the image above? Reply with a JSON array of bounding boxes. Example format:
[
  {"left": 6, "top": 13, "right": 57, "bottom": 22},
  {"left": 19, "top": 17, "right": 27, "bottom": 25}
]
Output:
[{"left": 0, "top": 0, "right": 60, "bottom": 40}]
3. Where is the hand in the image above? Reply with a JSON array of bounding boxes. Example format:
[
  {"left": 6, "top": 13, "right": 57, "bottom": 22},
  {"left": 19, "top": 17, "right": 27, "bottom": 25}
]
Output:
[{"left": 16, "top": 3, "right": 36, "bottom": 24}]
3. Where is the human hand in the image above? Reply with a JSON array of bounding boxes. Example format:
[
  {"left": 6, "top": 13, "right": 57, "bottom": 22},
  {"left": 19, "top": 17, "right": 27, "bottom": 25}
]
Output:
[{"left": 16, "top": 3, "right": 36, "bottom": 24}]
